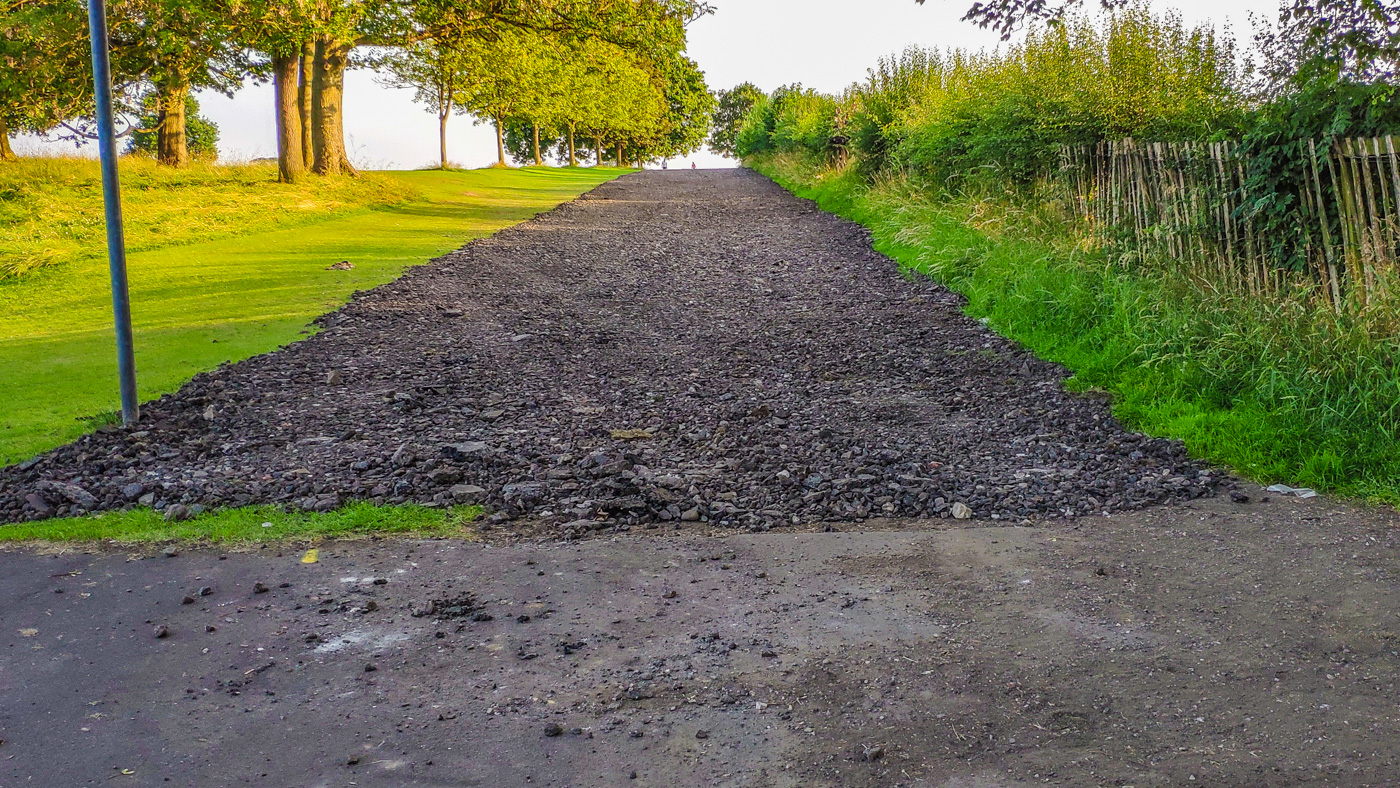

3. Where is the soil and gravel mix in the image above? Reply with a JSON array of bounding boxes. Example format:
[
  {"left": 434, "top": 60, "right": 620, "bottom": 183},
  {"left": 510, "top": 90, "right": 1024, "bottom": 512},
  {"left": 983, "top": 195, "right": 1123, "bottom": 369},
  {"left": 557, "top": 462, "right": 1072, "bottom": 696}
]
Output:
[{"left": 0, "top": 169, "right": 1224, "bottom": 528}]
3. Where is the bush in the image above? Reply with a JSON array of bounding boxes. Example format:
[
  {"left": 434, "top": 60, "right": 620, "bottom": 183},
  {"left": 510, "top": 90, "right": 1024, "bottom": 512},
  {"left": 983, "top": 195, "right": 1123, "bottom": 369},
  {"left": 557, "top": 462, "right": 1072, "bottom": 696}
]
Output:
[{"left": 740, "top": 4, "right": 1244, "bottom": 186}]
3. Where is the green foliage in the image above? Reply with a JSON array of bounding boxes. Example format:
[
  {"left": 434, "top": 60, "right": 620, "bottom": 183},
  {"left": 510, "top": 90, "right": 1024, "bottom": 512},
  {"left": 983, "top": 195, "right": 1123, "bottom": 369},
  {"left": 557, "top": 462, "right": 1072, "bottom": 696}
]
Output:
[
  {"left": 0, "top": 0, "right": 96, "bottom": 135},
  {"left": 1237, "top": 77, "right": 1400, "bottom": 274},
  {"left": 741, "top": 6, "right": 1244, "bottom": 185},
  {"left": 128, "top": 93, "right": 221, "bottom": 160},
  {"left": 753, "top": 151, "right": 1400, "bottom": 504},
  {"left": 503, "top": 121, "right": 565, "bottom": 165},
  {"left": 709, "top": 82, "right": 764, "bottom": 158}
]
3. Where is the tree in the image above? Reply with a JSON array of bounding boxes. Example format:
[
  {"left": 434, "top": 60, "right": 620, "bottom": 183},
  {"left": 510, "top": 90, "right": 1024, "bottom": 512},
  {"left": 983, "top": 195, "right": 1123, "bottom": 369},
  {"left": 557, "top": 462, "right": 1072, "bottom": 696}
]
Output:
[
  {"left": 0, "top": 0, "right": 110, "bottom": 160},
  {"left": 933, "top": 0, "right": 1400, "bottom": 75},
  {"left": 302, "top": 0, "right": 712, "bottom": 175},
  {"left": 709, "top": 82, "right": 764, "bottom": 158},
  {"left": 120, "top": 0, "right": 246, "bottom": 167},
  {"left": 378, "top": 40, "right": 472, "bottom": 169},
  {"left": 454, "top": 29, "right": 534, "bottom": 166},
  {"left": 642, "top": 53, "right": 714, "bottom": 161},
  {"left": 128, "top": 92, "right": 219, "bottom": 159}
]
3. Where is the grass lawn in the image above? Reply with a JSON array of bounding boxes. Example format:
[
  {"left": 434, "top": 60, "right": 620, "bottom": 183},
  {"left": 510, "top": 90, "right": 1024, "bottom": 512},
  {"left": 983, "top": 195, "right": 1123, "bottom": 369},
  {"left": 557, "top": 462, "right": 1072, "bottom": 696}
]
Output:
[
  {"left": 0, "top": 164, "right": 627, "bottom": 465},
  {"left": 0, "top": 502, "right": 481, "bottom": 545}
]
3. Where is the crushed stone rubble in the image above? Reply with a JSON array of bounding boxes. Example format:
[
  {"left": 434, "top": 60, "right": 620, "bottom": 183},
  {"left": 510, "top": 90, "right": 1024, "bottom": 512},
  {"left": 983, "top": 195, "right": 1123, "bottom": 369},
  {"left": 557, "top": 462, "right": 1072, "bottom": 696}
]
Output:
[{"left": 0, "top": 170, "right": 1224, "bottom": 530}]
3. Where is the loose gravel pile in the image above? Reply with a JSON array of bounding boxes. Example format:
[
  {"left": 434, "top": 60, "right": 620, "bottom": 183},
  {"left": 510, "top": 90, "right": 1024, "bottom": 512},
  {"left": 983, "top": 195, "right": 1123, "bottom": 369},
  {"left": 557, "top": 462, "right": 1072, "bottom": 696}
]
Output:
[{"left": 0, "top": 170, "right": 1224, "bottom": 531}]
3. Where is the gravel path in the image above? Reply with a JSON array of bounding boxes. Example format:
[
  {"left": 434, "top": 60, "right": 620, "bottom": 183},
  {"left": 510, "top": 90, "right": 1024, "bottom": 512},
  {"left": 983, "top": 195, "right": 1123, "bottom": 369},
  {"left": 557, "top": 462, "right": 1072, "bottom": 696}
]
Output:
[{"left": 1, "top": 169, "right": 1223, "bottom": 527}]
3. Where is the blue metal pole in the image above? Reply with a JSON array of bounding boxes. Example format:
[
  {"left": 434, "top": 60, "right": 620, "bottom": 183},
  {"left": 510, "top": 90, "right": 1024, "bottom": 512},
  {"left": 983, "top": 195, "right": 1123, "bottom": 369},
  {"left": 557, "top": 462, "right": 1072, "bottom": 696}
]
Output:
[{"left": 86, "top": 0, "right": 139, "bottom": 426}]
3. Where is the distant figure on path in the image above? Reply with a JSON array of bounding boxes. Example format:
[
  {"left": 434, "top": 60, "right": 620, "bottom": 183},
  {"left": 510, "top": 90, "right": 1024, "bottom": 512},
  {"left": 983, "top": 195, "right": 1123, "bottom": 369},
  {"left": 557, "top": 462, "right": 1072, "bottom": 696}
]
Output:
[
  {"left": 691, "top": 162, "right": 696, "bottom": 169},
  {"left": 662, "top": 160, "right": 668, "bottom": 170}
]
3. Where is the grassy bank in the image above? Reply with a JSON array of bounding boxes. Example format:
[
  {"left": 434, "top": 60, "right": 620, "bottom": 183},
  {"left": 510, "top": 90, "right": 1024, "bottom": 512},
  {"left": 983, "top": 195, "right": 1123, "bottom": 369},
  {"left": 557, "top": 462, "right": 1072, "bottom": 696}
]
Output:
[
  {"left": 0, "top": 164, "right": 628, "bottom": 463},
  {"left": 0, "top": 157, "right": 414, "bottom": 280},
  {"left": 0, "top": 502, "right": 480, "bottom": 545},
  {"left": 750, "top": 153, "right": 1400, "bottom": 504}
]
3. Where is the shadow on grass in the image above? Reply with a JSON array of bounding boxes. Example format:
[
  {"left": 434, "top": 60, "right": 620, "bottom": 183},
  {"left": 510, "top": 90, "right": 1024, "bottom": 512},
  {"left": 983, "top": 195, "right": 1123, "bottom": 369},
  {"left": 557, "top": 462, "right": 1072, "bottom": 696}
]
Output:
[{"left": 0, "top": 501, "right": 482, "bottom": 545}]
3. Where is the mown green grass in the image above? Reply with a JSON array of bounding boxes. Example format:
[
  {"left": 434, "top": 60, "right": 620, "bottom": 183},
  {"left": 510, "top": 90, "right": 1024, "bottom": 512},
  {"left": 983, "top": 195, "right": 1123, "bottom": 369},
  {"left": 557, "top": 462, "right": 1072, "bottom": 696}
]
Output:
[
  {"left": 0, "top": 164, "right": 628, "bottom": 464},
  {"left": 750, "top": 153, "right": 1400, "bottom": 504},
  {"left": 0, "top": 501, "right": 481, "bottom": 545},
  {"left": 0, "top": 156, "right": 415, "bottom": 280}
]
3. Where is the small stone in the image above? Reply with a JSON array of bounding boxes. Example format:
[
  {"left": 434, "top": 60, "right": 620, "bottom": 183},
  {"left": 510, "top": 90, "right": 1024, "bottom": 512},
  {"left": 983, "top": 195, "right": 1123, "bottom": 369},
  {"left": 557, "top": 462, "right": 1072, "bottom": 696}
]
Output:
[
  {"left": 202, "top": 404, "right": 217, "bottom": 421},
  {"left": 695, "top": 729, "right": 710, "bottom": 740},
  {"left": 543, "top": 723, "right": 564, "bottom": 737},
  {"left": 162, "top": 546, "right": 179, "bottom": 558},
  {"left": 346, "top": 754, "right": 361, "bottom": 765},
  {"left": 364, "top": 663, "right": 377, "bottom": 672},
  {"left": 441, "top": 442, "right": 490, "bottom": 461},
  {"left": 163, "top": 504, "right": 190, "bottom": 523},
  {"left": 181, "top": 595, "right": 195, "bottom": 605},
  {"left": 662, "top": 590, "right": 678, "bottom": 599},
  {"left": 122, "top": 483, "right": 144, "bottom": 500},
  {"left": 138, "top": 492, "right": 156, "bottom": 507},
  {"left": 431, "top": 468, "right": 463, "bottom": 485},
  {"left": 861, "top": 744, "right": 885, "bottom": 762},
  {"left": 680, "top": 508, "right": 701, "bottom": 522},
  {"left": 950, "top": 502, "right": 973, "bottom": 520},
  {"left": 153, "top": 625, "right": 169, "bottom": 639},
  {"left": 253, "top": 582, "right": 269, "bottom": 594},
  {"left": 197, "top": 586, "right": 213, "bottom": 596},
  {"left": 372, "top": 578, "right": 387, "bottom": 585},
  {"left": 326, "top": 370, "right": 343, "bottom": 385},
  {"left": 1229, "top": 490, "right": 1250, "bottom": 503},
  {"left": 23, "top": 493, "right": 53, "bottom": 518},
  {"left": 449, "top": 484, "right": 487, "bottom": 503},
  {"left": 516, "top": 614, "right": 531, "bottom": 623},
  {"left": 205, "top": 625, "right": 217, "bottom": 633},
  {"left": 41, "top": 482, "right": 98, "bottom": 509}
]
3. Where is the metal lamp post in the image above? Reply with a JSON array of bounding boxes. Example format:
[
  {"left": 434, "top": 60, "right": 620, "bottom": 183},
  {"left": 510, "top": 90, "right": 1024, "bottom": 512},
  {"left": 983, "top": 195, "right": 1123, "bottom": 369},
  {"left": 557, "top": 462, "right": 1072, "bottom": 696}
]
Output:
[{"left": 86, "top": 0, "right": 139, "bottom": 426}]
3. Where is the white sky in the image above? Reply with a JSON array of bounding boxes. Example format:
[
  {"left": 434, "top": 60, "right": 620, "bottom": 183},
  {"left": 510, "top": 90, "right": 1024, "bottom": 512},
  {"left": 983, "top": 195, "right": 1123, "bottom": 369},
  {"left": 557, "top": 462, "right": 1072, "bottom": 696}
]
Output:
[{"left": 15, "top": 0, "right": 1279, "bottom": 170}]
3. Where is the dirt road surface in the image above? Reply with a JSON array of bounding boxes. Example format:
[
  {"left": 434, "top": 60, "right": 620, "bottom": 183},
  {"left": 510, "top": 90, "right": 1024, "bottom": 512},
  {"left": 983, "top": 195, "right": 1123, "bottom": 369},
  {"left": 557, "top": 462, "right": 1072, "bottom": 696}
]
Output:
[
  {"left": 2, "top": 172, "right": 1398, "bottom": 786},
  {"left": 4, "top": 495, "right": 1399, "bottom": 787}
]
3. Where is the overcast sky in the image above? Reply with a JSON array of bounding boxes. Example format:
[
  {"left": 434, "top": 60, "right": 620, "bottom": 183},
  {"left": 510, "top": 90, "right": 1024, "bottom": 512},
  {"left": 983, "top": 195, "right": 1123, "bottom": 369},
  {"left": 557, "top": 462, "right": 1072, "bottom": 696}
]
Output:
[{"left": 16, "top": 0, "right": 1279, "bottom": 169}]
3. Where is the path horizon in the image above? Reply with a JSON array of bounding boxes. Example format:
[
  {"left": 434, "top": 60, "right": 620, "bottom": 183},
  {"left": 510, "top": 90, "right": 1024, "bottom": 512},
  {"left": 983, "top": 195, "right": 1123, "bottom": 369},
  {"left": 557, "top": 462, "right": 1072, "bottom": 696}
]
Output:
[{"left": 3, "top": 170, "right": 1398, "bottom": 787}]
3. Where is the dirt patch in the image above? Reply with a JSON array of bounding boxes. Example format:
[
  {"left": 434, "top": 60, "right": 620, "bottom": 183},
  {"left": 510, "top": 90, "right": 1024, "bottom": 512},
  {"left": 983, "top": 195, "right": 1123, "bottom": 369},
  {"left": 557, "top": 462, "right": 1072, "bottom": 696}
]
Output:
[{"left": 3, "top": 170, "right": 1222, "bottom": 530}]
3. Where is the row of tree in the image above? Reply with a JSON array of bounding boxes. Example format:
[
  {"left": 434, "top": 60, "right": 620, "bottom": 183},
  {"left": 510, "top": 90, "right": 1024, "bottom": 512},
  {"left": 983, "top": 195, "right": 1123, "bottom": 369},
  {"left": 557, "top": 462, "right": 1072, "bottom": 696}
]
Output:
[
  {"left": 379, "top": 27, "right": 713, "bottom": 169},
  {"left": 0, "top": 0, "right": 713, "bottom": 176}
]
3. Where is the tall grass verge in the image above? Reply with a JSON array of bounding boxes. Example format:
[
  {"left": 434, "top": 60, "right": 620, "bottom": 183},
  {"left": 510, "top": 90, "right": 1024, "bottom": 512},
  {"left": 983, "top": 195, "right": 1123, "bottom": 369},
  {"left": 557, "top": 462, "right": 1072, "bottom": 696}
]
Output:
[{"left": 752, "top": 152, "right": 1400, "bottom": 504}]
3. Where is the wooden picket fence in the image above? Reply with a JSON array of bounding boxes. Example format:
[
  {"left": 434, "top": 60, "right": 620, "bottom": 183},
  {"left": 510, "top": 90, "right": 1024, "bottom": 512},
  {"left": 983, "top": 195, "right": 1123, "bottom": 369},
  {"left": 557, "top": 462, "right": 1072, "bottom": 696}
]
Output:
[{"left": 1057, "top": 137, "right": 1400, "bottom": 311}]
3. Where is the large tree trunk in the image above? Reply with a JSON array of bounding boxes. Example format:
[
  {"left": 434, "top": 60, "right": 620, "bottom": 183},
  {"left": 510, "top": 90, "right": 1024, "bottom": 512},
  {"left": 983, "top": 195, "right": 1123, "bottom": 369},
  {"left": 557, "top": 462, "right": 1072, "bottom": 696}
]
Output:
[
  {"left": 298, "top": 42, "right": 314, "bottom": 169},
  {"left": 0, "top": 117, "right": 15, "bottom": 161},
  {"left": 273, "top": 54, "right": 303, "bottom": 183},
  {"left": 595, "top": 137, "right": 602, "bottom": 166},
  {"left": 312, "top": 40, "right": 356, "bottom": 176},
  {"left": 615, "top": 143, "right": 622, "bottom": 168},
  {"left": 532, "top": 123, "right": 542, "bottom": 166},
  {"left": 155, "top": 77, "right": 191, "bottom": 167},
  {"left": 567, "top": 125, "right": 576, "bottom": 166},
  {"left": 495, "top": 118, "right": 506, "bottom": 166}
]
